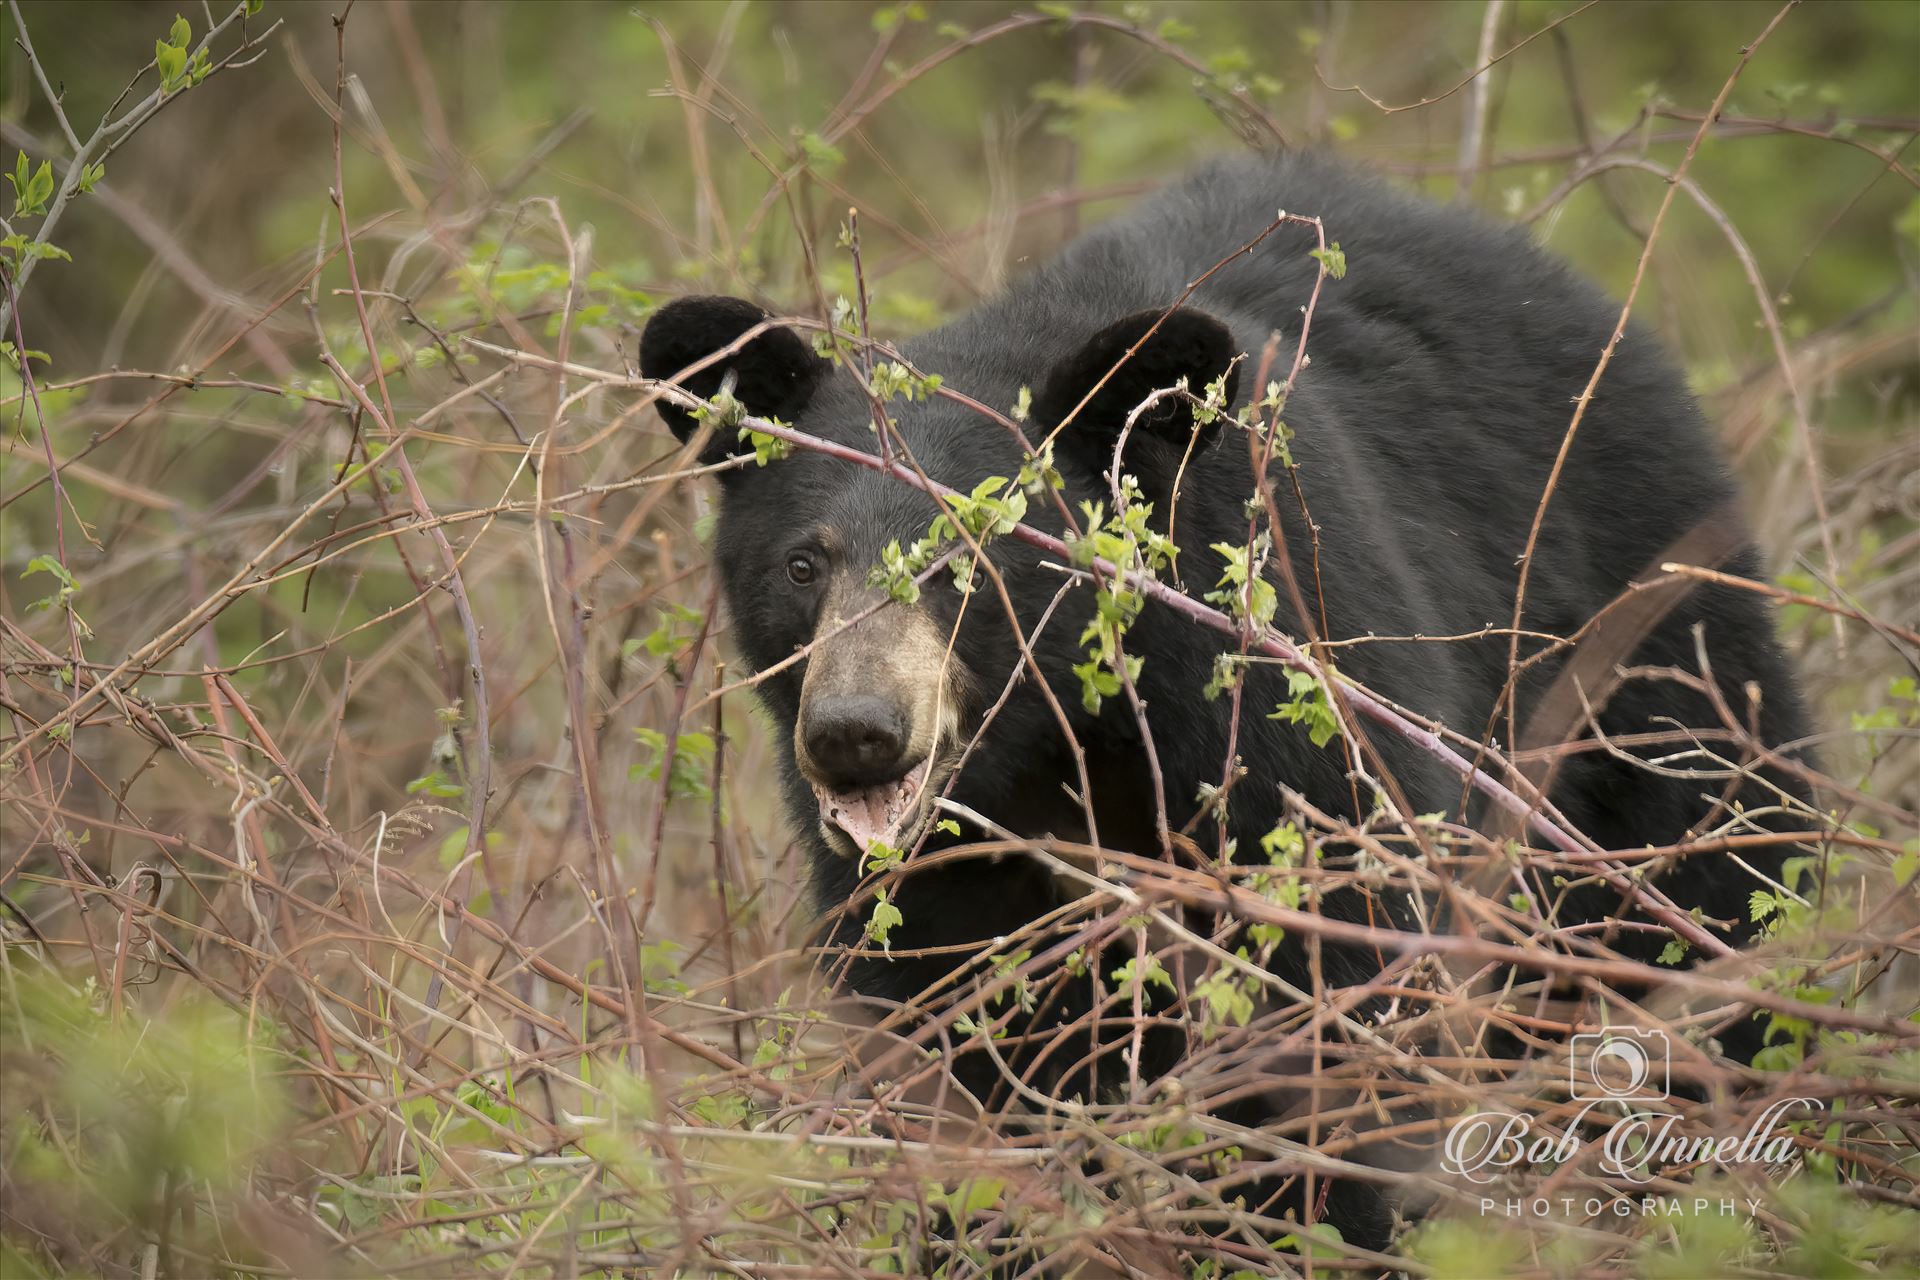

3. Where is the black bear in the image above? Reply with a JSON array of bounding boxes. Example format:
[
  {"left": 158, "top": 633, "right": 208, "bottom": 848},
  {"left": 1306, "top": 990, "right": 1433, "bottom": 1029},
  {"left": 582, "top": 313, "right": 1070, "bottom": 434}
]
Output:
[{"left": 639, "top": 151, "right": 1810, "bottom": 1254}]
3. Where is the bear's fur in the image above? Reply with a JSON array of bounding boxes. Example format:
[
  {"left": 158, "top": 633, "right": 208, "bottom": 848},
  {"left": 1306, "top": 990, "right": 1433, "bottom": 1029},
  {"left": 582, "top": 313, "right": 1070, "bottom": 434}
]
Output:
[{"left": 640, "top": 151, "right": 1811, "bottom": 1253}]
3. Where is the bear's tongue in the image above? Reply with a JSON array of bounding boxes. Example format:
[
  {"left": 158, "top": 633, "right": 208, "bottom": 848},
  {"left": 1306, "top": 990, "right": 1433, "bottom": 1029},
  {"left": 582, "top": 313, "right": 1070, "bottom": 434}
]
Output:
[{"left": 814, "top": 757, "right": 932, "bottom": 854}]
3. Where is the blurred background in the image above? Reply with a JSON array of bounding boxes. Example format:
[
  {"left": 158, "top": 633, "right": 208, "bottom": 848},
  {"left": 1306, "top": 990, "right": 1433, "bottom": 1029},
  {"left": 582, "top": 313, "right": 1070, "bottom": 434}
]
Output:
[{"left": 2, "top": 2, "right": 1915, "bottom": 1276}]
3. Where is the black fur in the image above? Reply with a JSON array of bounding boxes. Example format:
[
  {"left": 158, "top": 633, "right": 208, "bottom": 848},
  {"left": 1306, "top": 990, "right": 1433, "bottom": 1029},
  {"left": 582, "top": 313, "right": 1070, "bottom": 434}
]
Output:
[
  {"left": 642, "top": 151, "right": 1812, "bottom": 1254},
  {"left": 1036, "top": 306, "right": 1241, "bottom": 446},
  {"left": 638, "top": 294, "right": 827, "bottom": 461}
]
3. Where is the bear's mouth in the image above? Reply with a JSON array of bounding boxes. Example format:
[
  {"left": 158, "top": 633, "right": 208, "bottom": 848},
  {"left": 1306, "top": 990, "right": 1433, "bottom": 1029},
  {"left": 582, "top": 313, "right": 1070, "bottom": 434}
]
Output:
[{"left": 813, "top": 756, "right": 935, "bottom": 857}]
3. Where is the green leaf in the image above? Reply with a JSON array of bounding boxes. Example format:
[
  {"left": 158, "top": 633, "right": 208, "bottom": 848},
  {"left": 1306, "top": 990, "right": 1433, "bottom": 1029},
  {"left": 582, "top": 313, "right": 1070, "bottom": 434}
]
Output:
[
  {"left": 796, "top": 131, "right": 844, "bottom": 172},
  {"left": 168, "top": 13, "right": 191, "bottom": 47},
  {"left": 1259, "top": 821, "right": 1304, "bottom": 864},
  {"left": 869, "top": 360, "right": 942, "bottom": 403},
  {"left": 1269, "top": 668, "right": 1340, "bottom": 748},
  {"left": 1309, "top": 241, "right": 1347, "bottom": 280},
  {"left": 631, "top": 602, "right": 705, "bottom": 661},
  {"left": 630, "top": 728, "right": 716, "bottom": 803},
  {"left": 25, "top": 160, "right": 53, "bottom": 212},
  {"left": 735, "top": 419, "right": 792, "bottom": 467},
  {"left": 1204, "top": 538, "right": 1277, "bottom": 630},
  {"left": 406, "top": 771, "right": 463, "bottom": 799},
  {"left": 1193, "top": 964, "right": 1257, "bottom": 1033},
  {"left": 156, "top": 39, "right": 188, "bottom": 91},
  {"left": 23, "top": 555, "right": 76, "bottom": 591},
  {"left": 1109, "top": 953, "right": 1174, "bottom": 995},
  {"left": 8, "top": 156, "right": 54, "bottom": 217},
  {"left": 867, "top": 538, "right": 924, "bottom": 605},
  {"left": 865, "top": 890, "right": 904, "bottom": 949},
  {"left": 871, "top": 2, "right": 925, "bottom": 33},
  {"left": 690, "top": 1090, "right": 747, "bottom": 1129},
  {"left": 1249, "top": 922, "right": 1285, "bottom": 950},
  {"left": 939, "top": 1176, "right": 1003, "bottom": 1216},
  {"left": 640, "top": 939, "right": 688, "bottom": 995},
  {"left": 0, "top": 342, "right": 51, "bottom": 368},
  {"left": 1073, "top": 657, "right": 1121, "bottom": 713}
]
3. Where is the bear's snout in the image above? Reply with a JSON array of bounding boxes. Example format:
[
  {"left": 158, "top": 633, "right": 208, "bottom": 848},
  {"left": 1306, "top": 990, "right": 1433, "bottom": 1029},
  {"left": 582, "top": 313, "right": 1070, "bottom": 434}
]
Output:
[{"left": 802, "top": 693, "right": 917, "bottom": 788}]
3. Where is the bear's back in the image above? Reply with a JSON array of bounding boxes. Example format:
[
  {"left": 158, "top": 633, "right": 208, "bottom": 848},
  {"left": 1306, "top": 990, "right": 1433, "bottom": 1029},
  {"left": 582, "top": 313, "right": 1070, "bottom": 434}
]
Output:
[{"left": 923, "top": 151, "right": 1738, "bottom": 642}]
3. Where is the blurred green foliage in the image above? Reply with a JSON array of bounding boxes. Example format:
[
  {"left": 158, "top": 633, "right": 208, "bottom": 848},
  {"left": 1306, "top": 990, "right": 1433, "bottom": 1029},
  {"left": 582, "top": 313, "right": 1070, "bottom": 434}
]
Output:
[
  {"left": 1, "top": 959, "right": 286, "bottom": 1273},
  {"left": 5, "top": 1, "right": 1915, "bottom": 377}
]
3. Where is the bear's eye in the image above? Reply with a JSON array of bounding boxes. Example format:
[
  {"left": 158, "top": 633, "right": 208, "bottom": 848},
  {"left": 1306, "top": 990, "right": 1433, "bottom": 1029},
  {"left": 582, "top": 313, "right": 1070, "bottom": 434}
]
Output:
[{"left": 785, "top": 551, "right": 818, "bottom": 586}]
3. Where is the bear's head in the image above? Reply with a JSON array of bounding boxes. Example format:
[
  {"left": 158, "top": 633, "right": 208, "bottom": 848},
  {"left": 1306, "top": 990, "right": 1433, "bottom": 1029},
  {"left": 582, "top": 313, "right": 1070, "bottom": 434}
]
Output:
[{"left": 639, "top": 294, "right": 1243, "bottom": 864}]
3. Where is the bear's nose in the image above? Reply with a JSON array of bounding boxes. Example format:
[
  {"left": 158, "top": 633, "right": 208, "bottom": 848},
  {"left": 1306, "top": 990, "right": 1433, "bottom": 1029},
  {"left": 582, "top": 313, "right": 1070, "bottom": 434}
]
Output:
[{"left": 804, "top": 693, "right": 913, "bottom": 787}]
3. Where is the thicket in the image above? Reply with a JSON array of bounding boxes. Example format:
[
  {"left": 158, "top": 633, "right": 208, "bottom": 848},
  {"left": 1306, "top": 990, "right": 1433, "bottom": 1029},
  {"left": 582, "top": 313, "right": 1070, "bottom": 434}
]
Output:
[{"left": 1, "top": 2, "right": 1915, "bottom": 1276}]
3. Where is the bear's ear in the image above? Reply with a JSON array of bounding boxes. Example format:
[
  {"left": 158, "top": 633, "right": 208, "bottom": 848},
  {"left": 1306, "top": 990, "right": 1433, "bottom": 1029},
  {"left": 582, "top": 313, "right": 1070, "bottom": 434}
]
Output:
[
  {"left": 639, "top": 295, "right": 827, "bottom": 459},
  {"left": 1036, "top": 307, "right": 1240, "bottom": 464}
]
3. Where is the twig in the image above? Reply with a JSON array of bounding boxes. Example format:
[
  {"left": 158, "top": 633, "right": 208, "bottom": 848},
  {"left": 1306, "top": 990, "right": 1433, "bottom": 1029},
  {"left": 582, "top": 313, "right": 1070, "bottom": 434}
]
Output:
[
  {"left": 1499, "top": 2, "right": 1804, "bottom": 751},
  {"left": 0, "top": 0, "right": 282, "bottom": 330},
  {"left": 1455, "top": 0, "right": 1508, "bottom": 198},
  {"left": 321, "top": 7, "right": 494, "bottom": 1030}
]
